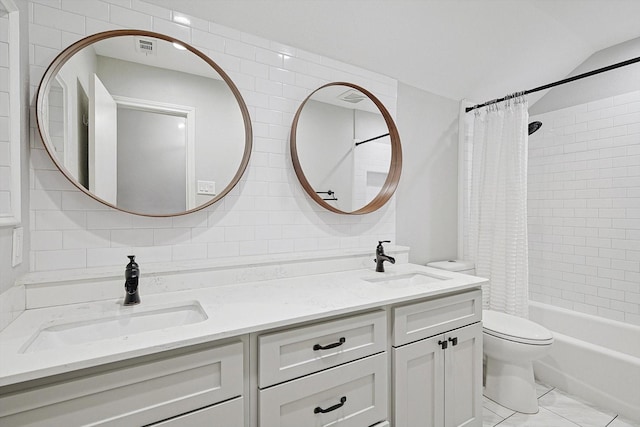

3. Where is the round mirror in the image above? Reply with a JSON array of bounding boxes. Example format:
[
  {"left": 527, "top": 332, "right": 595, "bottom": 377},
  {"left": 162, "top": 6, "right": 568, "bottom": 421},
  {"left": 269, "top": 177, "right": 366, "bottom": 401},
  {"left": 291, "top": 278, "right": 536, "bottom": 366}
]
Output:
[
  {"left": 36, "top": 30, "right": 252, "bottom": 217},
  {"left": 291, "top": 82, "right": 402, "bottom": 214}
]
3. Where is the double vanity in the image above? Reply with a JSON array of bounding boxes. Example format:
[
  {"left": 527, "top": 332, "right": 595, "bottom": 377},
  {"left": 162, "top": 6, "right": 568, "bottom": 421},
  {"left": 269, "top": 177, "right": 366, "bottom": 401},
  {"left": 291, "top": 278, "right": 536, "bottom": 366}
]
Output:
[
  {"left": 2, "top": 21, "right": 485, "bottom": 427},
  {"left": 0, "top": 250, "right": 486, "bottom": 427}
]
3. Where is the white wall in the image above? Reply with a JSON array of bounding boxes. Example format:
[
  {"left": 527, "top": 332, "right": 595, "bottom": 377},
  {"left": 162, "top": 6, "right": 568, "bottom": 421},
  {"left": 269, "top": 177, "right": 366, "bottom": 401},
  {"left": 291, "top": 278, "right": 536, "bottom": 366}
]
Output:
[
  {"left": 395, "top": 83, "right": 460, "bottom": 265},
  {"left": 27, "top": 0, "right": 397, "bottom": 272},
  {"left": 528, "top": 90, "right": 640, "bottom": 326},
  {"left": 530, "top": 37, "right": 640, "bottom": 116}
]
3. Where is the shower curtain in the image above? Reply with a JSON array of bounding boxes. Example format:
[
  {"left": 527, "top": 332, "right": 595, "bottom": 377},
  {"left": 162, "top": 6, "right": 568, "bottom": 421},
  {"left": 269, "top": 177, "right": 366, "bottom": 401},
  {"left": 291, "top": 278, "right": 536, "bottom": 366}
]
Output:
[{"left": 463, "top": 96, "right": 529, "bottom": 317}]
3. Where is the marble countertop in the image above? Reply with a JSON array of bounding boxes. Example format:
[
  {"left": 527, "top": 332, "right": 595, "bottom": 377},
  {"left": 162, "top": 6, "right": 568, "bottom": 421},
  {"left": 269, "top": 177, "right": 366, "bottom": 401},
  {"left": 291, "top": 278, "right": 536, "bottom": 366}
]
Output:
[{"left": 0, "top": 263, "right": 485, "bottom": 387}]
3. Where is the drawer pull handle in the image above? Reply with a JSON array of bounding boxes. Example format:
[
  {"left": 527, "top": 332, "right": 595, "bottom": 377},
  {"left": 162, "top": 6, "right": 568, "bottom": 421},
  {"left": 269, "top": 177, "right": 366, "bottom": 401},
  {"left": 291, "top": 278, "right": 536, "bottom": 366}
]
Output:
[
  {"left": 448, "top": 337, "right": 458, "bottom": 346},
  {"left": 313, "top": 337, "right": 346, "bottom": 351},
  {"left": 314, "top": 396, "right": 347, "bottom": 414},
  {"left": 438, "top": 339, "right": 448, "bottom": 350}
]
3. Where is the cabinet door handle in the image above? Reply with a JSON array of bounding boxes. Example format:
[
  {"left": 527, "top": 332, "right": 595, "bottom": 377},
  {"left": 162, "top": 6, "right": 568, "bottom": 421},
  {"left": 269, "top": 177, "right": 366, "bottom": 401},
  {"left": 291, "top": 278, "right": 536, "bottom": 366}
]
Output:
[
  {"left": 313, "top": 337, "right": 346, "bottom": 351},
  {"left": 448, "top": 337, "right": 458, "bottom": 346},
  {"left": 314, "top": 396, "right": 347, "bottom": 414},
  {"left": 438, "top": 339, "right": 448, "bottom": 350}
]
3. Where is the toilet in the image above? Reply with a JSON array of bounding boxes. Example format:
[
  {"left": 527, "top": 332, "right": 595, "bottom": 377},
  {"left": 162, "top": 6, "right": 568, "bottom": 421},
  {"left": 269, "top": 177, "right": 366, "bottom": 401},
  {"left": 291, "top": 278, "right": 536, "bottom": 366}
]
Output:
[{"left": 427, "top": 260, "right": 554, "bottom": 414}]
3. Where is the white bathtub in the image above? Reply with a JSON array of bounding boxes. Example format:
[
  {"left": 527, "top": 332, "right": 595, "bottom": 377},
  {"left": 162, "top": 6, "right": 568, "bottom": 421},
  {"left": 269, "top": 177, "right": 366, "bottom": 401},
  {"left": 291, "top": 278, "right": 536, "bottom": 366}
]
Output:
[{"left": 529, "top": 301, "right": 640, "bottom": 421}]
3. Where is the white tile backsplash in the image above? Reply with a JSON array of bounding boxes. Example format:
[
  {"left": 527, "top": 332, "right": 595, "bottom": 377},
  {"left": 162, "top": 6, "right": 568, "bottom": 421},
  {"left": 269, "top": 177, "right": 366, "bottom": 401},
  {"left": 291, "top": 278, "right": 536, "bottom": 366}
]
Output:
[
  {"left": 0, "top": 13, "right": 9, "bottom": 219},
  {"left": 28, "top": 23, "right": 62, "bottom": 49},
  {"left": 152, "top": 17, "right": 190, "bottom": 41},
  {"left": 0, "top": 284, "right": 25, "bottom": 331},
  {"left": 61, "top": 0, "right": 110, "bottom": 21},
  {"left": 529, "top": 90, "right": 640, "bottom": 325},
  {"left": 20, "top": 245, "right": 410, "bottom": 309},
  {"left": 28, "top": 0, "right": 398, "bottom": 276},
  {"left": 109, "top": 4, "right": 152, "bottom": 29},
  {"left": 32, "top": 2, "right": 85, "bottom": 34}
]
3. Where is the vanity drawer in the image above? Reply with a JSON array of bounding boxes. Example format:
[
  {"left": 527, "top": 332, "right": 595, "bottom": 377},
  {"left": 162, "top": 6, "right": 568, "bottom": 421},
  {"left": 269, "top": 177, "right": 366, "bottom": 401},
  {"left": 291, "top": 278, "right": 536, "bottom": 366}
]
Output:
[
  {"left": 0, "top": 341, "right": 243, "bottom": 427},
  {"left": 150, "top": 396, "right": 244, "bottom": 426},
  {"left": 259, "top": 352, "right": 388, "bottom": 427},
  {"left": 393, "top": 289, "right": 481, "bottom": 346},
  {"left": 258, "top": 310, "right": 386, "bottom": 387}
]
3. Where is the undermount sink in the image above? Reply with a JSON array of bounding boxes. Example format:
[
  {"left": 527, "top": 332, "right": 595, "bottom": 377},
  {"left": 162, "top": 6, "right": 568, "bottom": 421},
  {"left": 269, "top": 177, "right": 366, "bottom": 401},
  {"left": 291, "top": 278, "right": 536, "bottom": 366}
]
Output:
[
  {"left": 21, "top": 302, "right": 207, "bottom": 353},
  {"left": 364, "top": 271, "right": 448, "bottom": 287}
]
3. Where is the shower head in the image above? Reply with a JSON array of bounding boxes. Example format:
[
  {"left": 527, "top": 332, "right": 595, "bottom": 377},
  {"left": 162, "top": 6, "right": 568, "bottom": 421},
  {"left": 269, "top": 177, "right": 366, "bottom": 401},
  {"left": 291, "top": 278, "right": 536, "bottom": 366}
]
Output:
[{"left": 528, "top": 121, "right": 542, "bottom": 135}]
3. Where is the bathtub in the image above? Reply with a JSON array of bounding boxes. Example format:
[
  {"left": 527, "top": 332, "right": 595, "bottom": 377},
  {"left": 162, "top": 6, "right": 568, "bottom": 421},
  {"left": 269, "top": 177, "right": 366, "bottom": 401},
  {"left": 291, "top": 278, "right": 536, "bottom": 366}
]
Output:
[{"left": 529, "top": 301, "right": 640, "bottom": 421}]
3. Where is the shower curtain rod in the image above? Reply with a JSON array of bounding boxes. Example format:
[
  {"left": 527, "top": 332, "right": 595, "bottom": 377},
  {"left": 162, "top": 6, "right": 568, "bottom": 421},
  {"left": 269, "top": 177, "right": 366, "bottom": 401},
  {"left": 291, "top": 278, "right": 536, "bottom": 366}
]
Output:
[
  {"left": 355, "top": 133, "right": 390, "bottom": 146},
  {"left": 465, "top": 55, "right": 640, "bottom": 113}
]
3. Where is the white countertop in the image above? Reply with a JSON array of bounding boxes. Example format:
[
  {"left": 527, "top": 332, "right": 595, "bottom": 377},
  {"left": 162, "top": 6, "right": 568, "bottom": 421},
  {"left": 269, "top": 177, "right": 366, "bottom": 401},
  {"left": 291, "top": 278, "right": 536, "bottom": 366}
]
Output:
[{"left": 0, "top": 263, "right": 485, "bottom": 387}]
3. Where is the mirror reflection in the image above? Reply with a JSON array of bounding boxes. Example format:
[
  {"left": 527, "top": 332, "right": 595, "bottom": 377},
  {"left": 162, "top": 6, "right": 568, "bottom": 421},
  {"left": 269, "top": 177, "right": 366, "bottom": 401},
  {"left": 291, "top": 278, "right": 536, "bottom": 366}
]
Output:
[
  {"left": 291, "top": 83, "right": 401, "bottom": 214},
  {"left": 37, "top": 30, "right": 251, "bottom": 216}
]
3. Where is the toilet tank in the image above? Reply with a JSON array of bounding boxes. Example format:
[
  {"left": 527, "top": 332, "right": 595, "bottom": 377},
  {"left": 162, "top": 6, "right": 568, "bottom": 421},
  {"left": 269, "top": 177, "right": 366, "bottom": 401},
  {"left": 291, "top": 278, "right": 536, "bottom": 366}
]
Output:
[{"left": 427, "top": 260, "right": 475, "bottom": 275}]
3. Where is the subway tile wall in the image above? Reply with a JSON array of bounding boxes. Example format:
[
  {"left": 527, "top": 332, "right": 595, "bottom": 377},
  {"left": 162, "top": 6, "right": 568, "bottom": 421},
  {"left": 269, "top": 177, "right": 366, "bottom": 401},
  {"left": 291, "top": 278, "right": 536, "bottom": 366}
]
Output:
[
  {"left": 0, "top": 9, "right": 11, "bottom": 216},
  {"left": 528, "top": 90, "right": 640, "bottom": 325},
  {"left": 28, "top": 0, "right": 398, "bottom": 272}
]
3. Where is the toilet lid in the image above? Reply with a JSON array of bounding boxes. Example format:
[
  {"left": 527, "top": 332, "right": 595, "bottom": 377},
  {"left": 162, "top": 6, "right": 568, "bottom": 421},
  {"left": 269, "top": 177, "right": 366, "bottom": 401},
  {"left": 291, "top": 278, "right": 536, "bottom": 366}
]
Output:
[{"left": 483, "top": 310, "right": 553, "bottom": 345}]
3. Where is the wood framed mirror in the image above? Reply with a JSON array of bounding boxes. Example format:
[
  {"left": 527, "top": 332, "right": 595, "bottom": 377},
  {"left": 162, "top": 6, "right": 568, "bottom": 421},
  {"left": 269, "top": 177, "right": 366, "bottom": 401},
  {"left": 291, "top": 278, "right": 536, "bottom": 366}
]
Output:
[
  {"left": 35, "top": 30, "right": 252, "bottom": 217},
  {"left": 290, "top": 82, "right": 402, "bottom": 214}
]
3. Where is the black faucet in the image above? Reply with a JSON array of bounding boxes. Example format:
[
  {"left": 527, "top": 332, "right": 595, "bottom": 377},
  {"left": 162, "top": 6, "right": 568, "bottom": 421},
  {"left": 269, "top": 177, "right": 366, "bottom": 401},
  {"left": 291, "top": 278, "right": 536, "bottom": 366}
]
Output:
[
  {"left": 375, "top": 240, "right": 395, "bottom": 272},
  {"left": 124, "top": 255, "right": 140, "bottom": 305}
]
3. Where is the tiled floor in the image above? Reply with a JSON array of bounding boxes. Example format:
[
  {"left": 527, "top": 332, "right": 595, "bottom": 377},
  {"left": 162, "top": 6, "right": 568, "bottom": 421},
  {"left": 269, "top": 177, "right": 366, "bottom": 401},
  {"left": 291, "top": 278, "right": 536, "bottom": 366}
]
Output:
[{"left": 483, "top": 382, "right": 640, "bottom": 427}]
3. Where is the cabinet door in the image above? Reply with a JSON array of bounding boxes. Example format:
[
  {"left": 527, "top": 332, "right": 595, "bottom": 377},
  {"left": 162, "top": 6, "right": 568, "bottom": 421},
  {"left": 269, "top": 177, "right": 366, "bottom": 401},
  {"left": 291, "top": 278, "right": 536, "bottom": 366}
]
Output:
[
  {"left": 393, "top": 334, "right": 445, "bottom": 427},
  {"left": 150, "top": 397, "right": 243, "bottom": 426},
  {"left": 0, "top": 342, "right": 243, "bottom": 427},
  {"left": 444, "top": 323, "right": 482, "bottom": 427}
]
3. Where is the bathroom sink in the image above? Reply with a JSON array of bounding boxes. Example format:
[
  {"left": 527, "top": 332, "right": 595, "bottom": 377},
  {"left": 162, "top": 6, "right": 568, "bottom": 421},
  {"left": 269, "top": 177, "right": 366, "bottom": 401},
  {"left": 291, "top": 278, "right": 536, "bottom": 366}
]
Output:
[
  {"left": 21, "top": 302, "right": 207, "bottom": 353},
  {"left": 364, "top": 271, "right": 448, "bottom": 288}
]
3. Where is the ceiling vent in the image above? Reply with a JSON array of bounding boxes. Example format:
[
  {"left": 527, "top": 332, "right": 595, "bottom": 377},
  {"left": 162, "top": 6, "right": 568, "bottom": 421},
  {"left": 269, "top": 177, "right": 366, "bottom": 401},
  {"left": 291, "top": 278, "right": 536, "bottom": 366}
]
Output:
[
  {"left": 135, "top": 37, "right": 157, "bottom": 55},
  {"left": 338, "top": 89, "right": 367, "bottom": 104}
]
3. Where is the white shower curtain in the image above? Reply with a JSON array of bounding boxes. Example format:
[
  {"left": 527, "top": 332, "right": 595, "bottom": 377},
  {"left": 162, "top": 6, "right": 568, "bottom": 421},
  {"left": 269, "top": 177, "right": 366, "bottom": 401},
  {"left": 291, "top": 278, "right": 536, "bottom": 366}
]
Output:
[{"left": 464, "top": 96, "right": 529, "bottom": 317}]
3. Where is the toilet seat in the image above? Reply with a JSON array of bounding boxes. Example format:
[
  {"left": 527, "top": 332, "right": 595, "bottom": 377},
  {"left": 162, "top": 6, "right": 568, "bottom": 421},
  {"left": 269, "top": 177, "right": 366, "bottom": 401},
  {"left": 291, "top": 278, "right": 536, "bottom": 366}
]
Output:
[{"left": 483, "top": 310, "right": 553, "bottom": 345}]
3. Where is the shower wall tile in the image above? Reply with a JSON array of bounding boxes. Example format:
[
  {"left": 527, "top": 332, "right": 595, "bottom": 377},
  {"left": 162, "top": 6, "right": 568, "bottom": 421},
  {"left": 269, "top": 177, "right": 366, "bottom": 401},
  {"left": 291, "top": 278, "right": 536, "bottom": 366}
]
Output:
[
  {"left": 27, "top": 0, "right": 398, "bottom": 272},
  {"left": 529, "top": 89, "right": 640, "bottom": 326}
]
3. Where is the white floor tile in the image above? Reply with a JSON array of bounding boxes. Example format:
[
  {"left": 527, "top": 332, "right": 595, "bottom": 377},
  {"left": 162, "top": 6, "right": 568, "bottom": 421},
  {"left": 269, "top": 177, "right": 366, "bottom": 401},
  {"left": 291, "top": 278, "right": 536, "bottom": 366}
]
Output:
[
  {"left": 483, "top": 395, "right": 516, "bottom": 418},
  {"left": 534, "top": 380, "right": 553, "bottom": 397},
  {"left": 499, "top": 407, "right": 580, "bottom": 427},
  {"left": 539, "top": 389, "right": 617, "bottom": 427},
  {"left": 483, "top": 407, "right": 504, "bottom": 427},
  {"left": 481, "top": 381, "right": 637, "bottom": 427}
]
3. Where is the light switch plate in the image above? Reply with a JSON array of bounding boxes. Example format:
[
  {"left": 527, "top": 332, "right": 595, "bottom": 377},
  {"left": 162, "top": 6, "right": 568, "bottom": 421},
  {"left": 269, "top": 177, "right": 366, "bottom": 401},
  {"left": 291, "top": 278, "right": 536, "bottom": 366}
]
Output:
[
  {"left": 12, "top": 226, "right": 23, "bottom": 267},
  {"left": 197, "top": 180, "right": 216, "bottom": 195}
]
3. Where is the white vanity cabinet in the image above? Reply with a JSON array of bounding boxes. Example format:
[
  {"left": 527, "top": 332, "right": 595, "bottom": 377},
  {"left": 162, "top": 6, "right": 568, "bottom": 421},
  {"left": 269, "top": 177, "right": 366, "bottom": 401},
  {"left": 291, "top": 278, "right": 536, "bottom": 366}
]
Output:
[
  {"left": 149, "top": 397, "right": 244, "bottom": 426},
  {"left": 0, "top": 341, "right": 244, "bottom": 427},
  {"left": 392, "top": 290, "right": 483, "bottom": 427},
  {"left": 257, "top": 311, "right": 389, "bottom": 427},
  {"left": 0, "top": 263, "right": 486, "bottom": 427}
]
